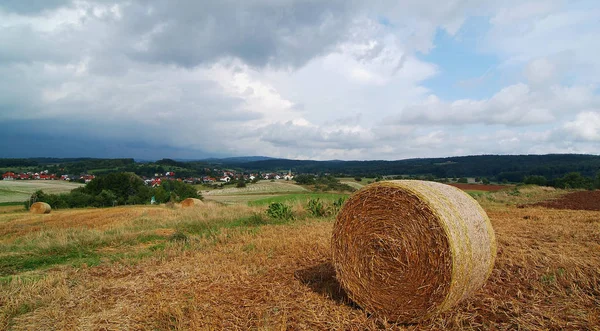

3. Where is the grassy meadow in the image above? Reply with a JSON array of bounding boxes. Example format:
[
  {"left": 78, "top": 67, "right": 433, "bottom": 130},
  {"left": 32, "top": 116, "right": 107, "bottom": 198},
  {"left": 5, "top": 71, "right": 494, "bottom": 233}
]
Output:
[
  {"left": 0, "top": 186, "right": 599, "bottom": 329},
  {"left": 0, "top": 181, "right": 83, "bottom": 204}
]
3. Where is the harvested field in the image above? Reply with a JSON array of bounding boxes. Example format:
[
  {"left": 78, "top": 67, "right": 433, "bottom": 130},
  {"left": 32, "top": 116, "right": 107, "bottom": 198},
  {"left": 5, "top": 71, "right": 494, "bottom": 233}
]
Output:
[
  {"left": 0, "top": 181, "right": 83, "bottom": 203},
  {"left": 338, "top": 180, "right": 365, "bottom": 190},
  {"left": 532, "top": 190, "right": 600, "bottom": 211},
  {"left": 203, "top": 181, "right": 307, "bottom": 196},
  {"left": 1, "top": 189, "right": 599, "bottom": 329},
  {"left": 449, "top": 183, "right": 510, "bottom": 192}
]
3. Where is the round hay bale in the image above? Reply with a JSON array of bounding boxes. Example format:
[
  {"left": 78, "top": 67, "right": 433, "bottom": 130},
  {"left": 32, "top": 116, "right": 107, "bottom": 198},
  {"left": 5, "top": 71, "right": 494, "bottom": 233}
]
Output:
[
  {"left": 181, "top": 198, "right": 204, "bottom": 208},
  {"left": 332, "top": 180, "right": 496, "bottom": 323},
  {"left": 30, "top": 202, "right": 51, "bottom": 214}
]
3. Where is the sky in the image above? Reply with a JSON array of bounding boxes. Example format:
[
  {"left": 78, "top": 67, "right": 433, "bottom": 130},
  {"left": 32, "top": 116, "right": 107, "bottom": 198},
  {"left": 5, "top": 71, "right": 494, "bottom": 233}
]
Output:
[{"left": 0, "top": 0, "right": 599, "bottom": 160}]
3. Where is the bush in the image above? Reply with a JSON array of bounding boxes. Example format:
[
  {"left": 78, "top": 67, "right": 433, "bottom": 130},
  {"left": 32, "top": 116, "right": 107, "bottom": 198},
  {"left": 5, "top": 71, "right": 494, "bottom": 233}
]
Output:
[
  {"left": 294, "top": 174, "right": 315, "bottom": 185},
  {"left": 354, "top": 177, "right": 362, "bottom": 182},
  {"left": 266, "top": 202, "right": 295, "bottom": 221},
  {"left": 524, "top": 175, "right": 548, "bottom": 186},
  {"left": 169, "top": 231, "right": 188, "bottom": 242},
  {"left": 236, "top": 179, "right": 246, "bottom": 188},
  {"left": 307, "top": 198, "right": 328, "bottom": 217},
  {"left": 457, "top": 177, "right": 468, "bottom": 184},
  {"left": 332, "top": 197, "right": 347, "bottom": 214}
]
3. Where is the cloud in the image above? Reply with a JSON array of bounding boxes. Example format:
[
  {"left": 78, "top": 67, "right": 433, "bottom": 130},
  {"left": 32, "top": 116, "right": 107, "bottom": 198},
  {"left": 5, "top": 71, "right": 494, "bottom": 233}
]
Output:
[
  {"left": 485, "top": 0, "right": 600, "bottom": 84},
  {"left": 0, "top": 0, "right": 71, "bottom": 14},
  {"left": 0, "top": 0, "right": 599, "bottom": 160},
  {"left": 563, "top": 111, "right": 600, "bottom": 142},
  {"left": 392, "top": 83, "right": 598, "bottom": 126}
]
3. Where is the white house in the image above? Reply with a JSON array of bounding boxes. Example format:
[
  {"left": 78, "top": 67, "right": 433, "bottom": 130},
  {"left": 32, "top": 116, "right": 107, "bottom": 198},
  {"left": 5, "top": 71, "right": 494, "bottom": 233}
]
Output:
[{"left": 220, "top": 176, "right": 231, "bottom": 182}]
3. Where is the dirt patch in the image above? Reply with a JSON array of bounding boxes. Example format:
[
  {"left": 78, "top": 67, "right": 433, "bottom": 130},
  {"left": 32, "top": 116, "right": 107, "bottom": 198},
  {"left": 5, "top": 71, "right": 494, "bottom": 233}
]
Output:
[
  {"left": 448, "top": 183, "right": 510, "bottom": 192},
  {"left": 531, "top": 190, "right": 600, "bottom": 211}
]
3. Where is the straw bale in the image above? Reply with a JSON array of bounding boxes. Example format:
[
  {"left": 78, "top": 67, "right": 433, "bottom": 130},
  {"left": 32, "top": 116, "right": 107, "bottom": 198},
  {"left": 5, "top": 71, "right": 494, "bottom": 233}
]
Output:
[
  {"left": 30, "top": 202, "right": 52, "bottom": 214},
  {"left": 181, "top": 198, "right": 204, "bottom": 208},
  {"left": 331, "top": 180, "right": 496, "bottom": 323}
]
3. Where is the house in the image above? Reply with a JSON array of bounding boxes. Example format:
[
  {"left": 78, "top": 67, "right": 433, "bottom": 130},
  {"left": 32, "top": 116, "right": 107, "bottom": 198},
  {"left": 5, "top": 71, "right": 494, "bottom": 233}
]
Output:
[
  {"left": 202, "top": 176, "right": 216, "bottom": 184},
  {"left": 220, "top": 176, "right": 231, "bottom": 182},
  {"left": 2, "top": 172, "right": 16, "bottom": 180},
  {"left": 151, "top": 178, "right": 162, "bottom": 187},
  {"left": 249, "top": 175, "right": 256, "bottom": 181},
  {"left": 81, "top": 174, "right": 96, "bottom": 183}
]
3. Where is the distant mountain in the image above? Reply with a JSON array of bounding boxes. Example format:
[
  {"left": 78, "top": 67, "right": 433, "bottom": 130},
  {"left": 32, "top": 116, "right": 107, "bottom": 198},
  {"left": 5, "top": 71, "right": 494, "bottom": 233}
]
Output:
[
  {"left": 200, "top": 156, "right": 276, "bottom": 164},
  {"left": 229, "top": 154, "right": 600, "bottom": 181}
]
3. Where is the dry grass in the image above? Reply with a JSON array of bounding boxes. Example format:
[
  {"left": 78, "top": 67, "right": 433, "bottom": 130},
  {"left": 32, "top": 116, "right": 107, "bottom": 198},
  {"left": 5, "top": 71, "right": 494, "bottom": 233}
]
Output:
[{"left": 1, "top": 188, "right": 599, "bottom": 330}]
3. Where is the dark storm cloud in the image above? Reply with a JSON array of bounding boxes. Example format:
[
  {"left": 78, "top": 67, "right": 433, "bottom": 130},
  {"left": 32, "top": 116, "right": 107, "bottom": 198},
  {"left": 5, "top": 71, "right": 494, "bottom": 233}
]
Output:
[
  {"left": 0, "top": 119, "right": 218, "bottom": 159},
  {"left": 117, "top": 0, "right": 360, "bottom": 68}
]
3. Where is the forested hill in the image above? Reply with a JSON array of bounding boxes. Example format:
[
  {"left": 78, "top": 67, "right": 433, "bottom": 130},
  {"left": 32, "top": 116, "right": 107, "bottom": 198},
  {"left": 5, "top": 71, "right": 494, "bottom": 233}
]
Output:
[
  {"left": 1, "top": 154, "right": 599, "bottom": 182},
  {"left": 230, "top": 154, "right": 600, "bottom": 180}
]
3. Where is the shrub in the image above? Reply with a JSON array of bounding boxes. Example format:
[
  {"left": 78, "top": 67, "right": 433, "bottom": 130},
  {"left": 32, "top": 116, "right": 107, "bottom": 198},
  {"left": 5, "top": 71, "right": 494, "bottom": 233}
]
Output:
[
  {"left": 524, "top": 175, "right": 548, "bottom": 186},
  {"left": 307, "top": 198, "right": 328, "bottom": 217},
  {"left": 294, "top": 174, "right": 315, "bottom": 185},
  {"left": 169, "top": 231, "right": 188, "bottom": 242},
  {"left": 266, "top": 202, "right": 295, "bottom": 221},
  {"left": 332, "top": 197, "right": 347, "bottom": 214}
]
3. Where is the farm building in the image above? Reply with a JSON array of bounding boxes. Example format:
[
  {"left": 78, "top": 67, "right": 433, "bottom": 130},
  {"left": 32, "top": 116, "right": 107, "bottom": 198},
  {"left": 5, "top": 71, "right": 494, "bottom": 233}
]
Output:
[{"left": 2, "top": 172, "right": 16, "bottom": 180}]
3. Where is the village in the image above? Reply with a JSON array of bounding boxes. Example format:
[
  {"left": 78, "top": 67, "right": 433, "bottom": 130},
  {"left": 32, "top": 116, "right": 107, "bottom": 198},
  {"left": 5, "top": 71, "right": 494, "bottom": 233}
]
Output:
[
  {"left": 1, "top": 171, "right": 96, "bottom": 183},
  {"left": 147, "top": 170, "right": 295, "bottom": 187},
  {"left": 2, "top": 169, "right": 295, "bottom": 188}
]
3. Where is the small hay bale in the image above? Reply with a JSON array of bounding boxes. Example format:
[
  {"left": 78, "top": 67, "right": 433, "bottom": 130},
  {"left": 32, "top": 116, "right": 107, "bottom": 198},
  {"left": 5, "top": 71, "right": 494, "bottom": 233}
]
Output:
[
  {"left": 30, "top": 202, "right": 51, "bottom": 214},
  {"left": 332, "top": 180, "right": 496, "bottom": 323},
  {"left": 180, "top": 198, "right": 204, "bottom": 208}
]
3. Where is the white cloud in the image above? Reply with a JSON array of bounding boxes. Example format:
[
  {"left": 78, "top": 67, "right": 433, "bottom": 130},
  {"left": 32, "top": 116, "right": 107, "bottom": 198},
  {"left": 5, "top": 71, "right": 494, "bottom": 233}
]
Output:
[{"left": 563, "top": 111, "right": 600, "bottom": 141}]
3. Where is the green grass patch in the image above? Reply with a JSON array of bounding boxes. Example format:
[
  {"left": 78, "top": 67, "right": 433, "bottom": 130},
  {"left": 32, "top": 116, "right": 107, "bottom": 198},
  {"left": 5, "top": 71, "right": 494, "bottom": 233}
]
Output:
[
  {"left": 248, "top": 193, "right": 349, "bottom": 206},
  {"left": 0, "top": 201, "right": 25, "bottom": 207},
  {"left": 136, "top": 233, "right": 166, "bottom": 243},
  {"left": 0, "top": 247, "right": 100, "bottom": 277}
]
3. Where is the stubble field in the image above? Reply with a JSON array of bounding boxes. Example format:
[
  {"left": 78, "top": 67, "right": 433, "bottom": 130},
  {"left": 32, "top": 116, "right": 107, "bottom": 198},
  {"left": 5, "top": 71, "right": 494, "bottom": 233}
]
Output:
[{"left": 0, "top": 186, "right": 599, "bottom": 330}]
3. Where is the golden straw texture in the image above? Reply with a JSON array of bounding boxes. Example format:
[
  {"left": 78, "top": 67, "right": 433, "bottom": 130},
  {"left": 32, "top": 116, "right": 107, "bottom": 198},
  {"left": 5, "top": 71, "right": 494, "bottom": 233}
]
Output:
[
  {"left": 30, "top": 202, "right": 51, "bottom": 214},
  {"left": 331, "top": 180, "right": 496, "bottom": 323},
  {"left": 181, "top": 198, "right": 204, "bottom": 208}
]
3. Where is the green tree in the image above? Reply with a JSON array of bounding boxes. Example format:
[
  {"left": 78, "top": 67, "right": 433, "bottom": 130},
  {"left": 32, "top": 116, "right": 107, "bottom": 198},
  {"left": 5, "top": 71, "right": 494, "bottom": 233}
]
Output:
[
  {"left": 457, "top": 177, "right": 468, "bottom": 183},
  {"left": 294, "top": 174, "right": 315, "bottom": 185},
  {"left": 96, "top": 189, "right": 117, "bottom": 207},
  {"left": 156, "top": 180, "right": 201, "bottom": 202}
]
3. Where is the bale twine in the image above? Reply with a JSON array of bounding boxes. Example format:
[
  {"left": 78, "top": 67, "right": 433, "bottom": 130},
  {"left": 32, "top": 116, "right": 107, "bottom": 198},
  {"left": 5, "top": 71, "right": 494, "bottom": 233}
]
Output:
[
  {"left": 181, "top": 198, "right": 204, "bottom": 208},
  {"left": 331, "top": 180, "right": 496, "bottom": 323},
  {"left": 30, "top": 202, "right": 51, "bottom": 214}
]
